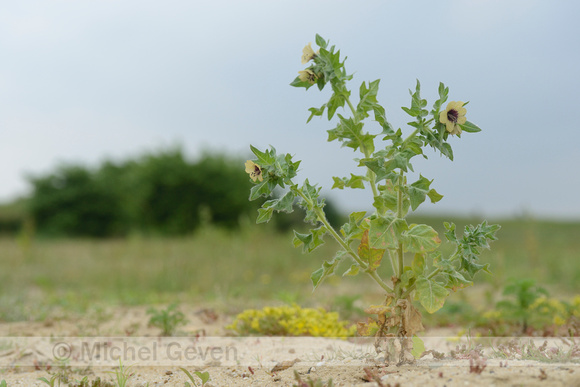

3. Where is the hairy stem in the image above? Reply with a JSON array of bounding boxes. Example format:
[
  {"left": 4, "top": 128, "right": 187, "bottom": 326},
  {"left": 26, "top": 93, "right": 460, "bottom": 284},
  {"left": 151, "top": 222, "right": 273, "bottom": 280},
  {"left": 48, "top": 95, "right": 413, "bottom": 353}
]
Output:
[
  {"left": 345, "top": 95, "right": 380, "bottom": 199},
  {"left": 396, "top": 171, "right": 405, "bottom": 281},
  {"left": 294, "top": 187, "right": 394, "bottom": 294}
]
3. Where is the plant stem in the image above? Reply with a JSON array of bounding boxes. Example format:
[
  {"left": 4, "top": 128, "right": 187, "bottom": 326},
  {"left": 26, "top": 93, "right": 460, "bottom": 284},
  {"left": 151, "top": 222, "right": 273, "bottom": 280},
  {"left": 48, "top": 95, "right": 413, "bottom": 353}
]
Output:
[
  {"left": 293, "top": 187, "right": 394, "bottom": 294},
  {"left": 345, "top": 94, "right": 380, "bottom": 199},
  {"left": 402, "top": 128, "right": 420, "bottom": 144},
  {"left": 396, "top": 171, "right": 405, "bottom": 281}
]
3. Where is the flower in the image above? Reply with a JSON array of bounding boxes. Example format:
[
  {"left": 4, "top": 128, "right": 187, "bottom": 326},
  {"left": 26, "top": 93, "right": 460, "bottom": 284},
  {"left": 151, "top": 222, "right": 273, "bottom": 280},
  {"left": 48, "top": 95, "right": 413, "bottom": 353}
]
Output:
[
  {"left": 298, "top": 69, "right": 317, "bottom": 84},
  {"left": 439, "top": 101, "right": 467, "bottom": 135},
  {"left": 301, "top": 42, "right": 317, "bottom": 64},
  {"left": 245, "top": 160, "right": 263, "bottom": 182}
]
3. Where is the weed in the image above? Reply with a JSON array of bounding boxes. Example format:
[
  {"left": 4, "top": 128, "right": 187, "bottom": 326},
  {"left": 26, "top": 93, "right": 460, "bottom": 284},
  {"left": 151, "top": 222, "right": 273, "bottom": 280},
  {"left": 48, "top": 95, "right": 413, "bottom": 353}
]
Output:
[
  {"left": 492, "top": 338, "right": 580, "bottom": 363},
  {"left": 246, "top": 34, "right": 500, "bottom": 363},
  {"left": 38, "top": 375, "right": 61, "bottom": 387},
  {"left": 495, "top": 278, "right": 549, "bottom": 333},
  {"left": 0, "top": 380, "right": 6, "bottom": 387},
  {"left": 179, "top": 368, "right": 210, "bottom": 387},
  {"left": 105, "top": 359, "right": 133, "bottom": 387},
  {"left": 147, "top": 303, "right": 187, "bottom": 336}
]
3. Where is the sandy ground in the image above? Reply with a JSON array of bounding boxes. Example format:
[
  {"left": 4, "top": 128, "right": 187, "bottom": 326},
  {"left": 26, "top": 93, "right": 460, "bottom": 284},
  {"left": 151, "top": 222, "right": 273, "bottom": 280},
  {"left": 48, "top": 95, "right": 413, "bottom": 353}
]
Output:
[{"left": 1, "top": 305, "right": 579, "bottom": 386}]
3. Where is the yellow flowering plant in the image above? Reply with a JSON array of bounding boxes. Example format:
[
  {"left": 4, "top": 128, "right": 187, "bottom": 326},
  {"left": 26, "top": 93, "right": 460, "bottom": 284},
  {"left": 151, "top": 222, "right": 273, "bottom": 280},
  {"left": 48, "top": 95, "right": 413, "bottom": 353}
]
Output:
[{"left": 245, "top": 34, "right": 499, "bottom": 364}]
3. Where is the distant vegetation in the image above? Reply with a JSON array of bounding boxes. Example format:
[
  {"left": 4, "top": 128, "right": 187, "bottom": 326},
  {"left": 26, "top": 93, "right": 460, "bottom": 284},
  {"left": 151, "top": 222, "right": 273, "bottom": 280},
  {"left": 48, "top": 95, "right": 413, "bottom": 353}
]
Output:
[{"left": 0, "top": 148, "right": 343, "bottom": 237}]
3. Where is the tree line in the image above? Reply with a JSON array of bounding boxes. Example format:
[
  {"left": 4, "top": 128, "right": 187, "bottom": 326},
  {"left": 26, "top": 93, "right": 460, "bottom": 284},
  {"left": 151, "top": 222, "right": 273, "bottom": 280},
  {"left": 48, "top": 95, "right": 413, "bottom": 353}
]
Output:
[{"left": 0, "top": 148, "right": 343, "bottom": 237}]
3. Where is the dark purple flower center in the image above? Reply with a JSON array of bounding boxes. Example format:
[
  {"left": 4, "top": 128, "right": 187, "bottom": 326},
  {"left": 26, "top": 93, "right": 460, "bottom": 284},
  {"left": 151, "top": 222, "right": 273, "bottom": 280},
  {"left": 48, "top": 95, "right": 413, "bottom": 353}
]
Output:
[{"left": 447, "top": 109, "right": 459, "bottom": 123}]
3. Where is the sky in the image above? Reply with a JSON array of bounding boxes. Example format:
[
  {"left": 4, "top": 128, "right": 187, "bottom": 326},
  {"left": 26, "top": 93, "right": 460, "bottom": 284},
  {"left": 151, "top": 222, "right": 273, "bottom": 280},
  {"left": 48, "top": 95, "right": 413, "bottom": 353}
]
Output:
[{"left": 1, "top": 1, "right": 579, "bottom": 219}]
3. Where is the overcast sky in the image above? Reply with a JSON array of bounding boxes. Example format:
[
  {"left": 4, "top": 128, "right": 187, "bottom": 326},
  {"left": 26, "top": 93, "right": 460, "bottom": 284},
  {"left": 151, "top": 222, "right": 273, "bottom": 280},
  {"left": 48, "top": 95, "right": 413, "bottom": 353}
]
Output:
[{"left": 1, "top": 1, "right": 579, "bottom": 219}]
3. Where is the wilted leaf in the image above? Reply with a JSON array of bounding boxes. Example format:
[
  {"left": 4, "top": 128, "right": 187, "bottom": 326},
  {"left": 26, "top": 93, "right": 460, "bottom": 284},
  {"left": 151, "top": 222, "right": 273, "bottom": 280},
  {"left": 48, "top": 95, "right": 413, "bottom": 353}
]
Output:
[{"left": 358, "top": 229, "right": 385, "bottom": 271}]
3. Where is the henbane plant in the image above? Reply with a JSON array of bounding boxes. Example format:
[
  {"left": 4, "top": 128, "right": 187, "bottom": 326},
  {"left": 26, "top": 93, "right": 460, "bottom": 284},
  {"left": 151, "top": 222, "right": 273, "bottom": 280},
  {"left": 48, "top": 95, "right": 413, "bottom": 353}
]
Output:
[{"left": 244, "top": 34, "right": 500, "bottom": 364}]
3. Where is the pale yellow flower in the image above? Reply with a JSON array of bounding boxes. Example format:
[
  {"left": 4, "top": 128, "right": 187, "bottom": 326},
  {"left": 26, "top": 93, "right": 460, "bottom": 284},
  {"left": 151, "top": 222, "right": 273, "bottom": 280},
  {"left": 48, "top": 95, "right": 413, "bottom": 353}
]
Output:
[
  {"left": 244, "top": 160, "right": 263, "bottom": 182},
  {"left": 298, "top": 69, "right": 317, "bottom": 84},
  {"left": 301, "top": 42, "right": 317, "bottom": 64},
  {"left": 439, "top": 101, "right": 467, "bottom": 135}
]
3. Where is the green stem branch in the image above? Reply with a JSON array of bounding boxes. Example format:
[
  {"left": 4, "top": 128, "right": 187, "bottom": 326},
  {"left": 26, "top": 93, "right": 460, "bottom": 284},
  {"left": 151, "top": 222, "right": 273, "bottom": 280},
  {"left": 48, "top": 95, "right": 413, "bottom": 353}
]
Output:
[
  {"left": 293, "top": 187, "right": 394, "bottom": 294},
  {"left": 344, "top": 94, "right": 380, "bottom": 199}
]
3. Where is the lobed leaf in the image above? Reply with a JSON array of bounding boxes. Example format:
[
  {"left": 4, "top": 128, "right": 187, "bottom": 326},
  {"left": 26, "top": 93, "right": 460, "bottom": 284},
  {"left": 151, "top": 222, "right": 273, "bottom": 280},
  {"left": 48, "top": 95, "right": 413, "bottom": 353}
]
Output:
[
  {"left": 311, "top": 251, "right": 346, "bottom": 290},
  {"left": 415, "top": 275, "right": 449, "bottom": 314},
  {"left": 402, "top": 224, "right": 441, "bottom": 253}
]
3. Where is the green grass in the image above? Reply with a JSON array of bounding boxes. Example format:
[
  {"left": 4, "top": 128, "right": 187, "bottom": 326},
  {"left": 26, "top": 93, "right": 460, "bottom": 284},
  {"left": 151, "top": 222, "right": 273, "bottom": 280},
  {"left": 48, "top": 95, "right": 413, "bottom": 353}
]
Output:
[{"left": 0, "top": 216, "right": 579, "bottom": 322}]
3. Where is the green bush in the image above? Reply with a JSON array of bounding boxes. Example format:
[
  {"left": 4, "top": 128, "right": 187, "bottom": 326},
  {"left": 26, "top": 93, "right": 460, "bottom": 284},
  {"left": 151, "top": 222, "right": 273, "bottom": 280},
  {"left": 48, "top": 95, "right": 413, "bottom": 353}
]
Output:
[
  {"left": 26, "top": 148, "right": 266, "bottom": 237},
  {"left": 28, "top": 165, "right": 124, "bottom": 237}
]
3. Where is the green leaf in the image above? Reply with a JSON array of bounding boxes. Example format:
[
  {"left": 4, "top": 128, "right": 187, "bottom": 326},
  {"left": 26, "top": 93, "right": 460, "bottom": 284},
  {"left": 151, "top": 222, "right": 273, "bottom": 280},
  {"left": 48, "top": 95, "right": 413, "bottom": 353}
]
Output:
[
  {"left": 343, "top": 264, "right": 360, "bottom": 277},
  {"left": 402, "top": 224, "right": 441, "bottom": 253},
  {"left": 443, "top": 222, "right": 458, "bottom": 243},
  {"left": 373, "top": 180, "right": 398, "bottom": 213},
  {"left": 427, "top": 188, "right": 443, "bottom": 204},
  {"left": 357, "top": 79, "right": 381, "bottom": 119},
  {"left": 358, "top": 229, "right": 385, "bottom": 271},
  {"left": 412, "top": 253, "right": 425, "bottom": 275},
  {"left": 408, "top": 175, "right": 432, "bottom": 211},
  {"left": 453, "top": 221, "right": 500, "bottom": 277},
  {"left": 340, "top": 211, "right": 367, "bottom": 242},
  {"left": 315, "top": 34, "right": 327, "bottom": 49},
  {"left": 373, "top": 105, "right": 395, "bottom": 136},
  {"left": 256, "top": 207, "right": 274, "bottom": 224},
  {"left": 307, "top": 104, "right": 327, "bottom": 123},
  {"left": 327, "top": 89, "right": 348, "bottom": 120},
  {"left": 415, "top": 276, "right": 449, "bottom": 313},
  {"left": 293, "top": 225, "right": 327, "bottom": 253},
  {"left": 445, "top": 270, "right": 473, "bottom": 291},
  {"left": 411, "top": 335, "right": 426, "bottom": 359},
  {"left": 460, "top": 120, "right": 481, "bottom": 133},
  {"left": 347, "top": 174, "right": 366, "bottom": 189},
  {"left": 249, "top": 179, "right": 271, "bottom": 201},
  {"left": 368, "top": 215, "right": 407, "bottom": 250},
  {"left": 331, "top": 176, "right": 346, "bottom": 190},
  {"left": 408, "top": 176, "right": 443, "bottom": 211},
  {"left": 402, "top": 79, "right": 428, "bottom": 119},
  {"left": 194, "top": 371, "right": 210, "bottom": 385},
  {"left": 311, "top": 251, "right": 345, "bottom": 290},
  {"left": 274, "top": 190, "right": 296, "bottom": 213},
  {"left": 460, "top": 258, "right": 490, "bottom": 279},
  {"left": 400, "top": 267, "right": 415, "bottom": 288},
  {"left": 328, "top": 115, "right": 367, "bottom": 151},
  {"left": 250, "top": 145, "right": 276, "bottom": 166},
  {"left": 290, "top": 76, "right": 316, "bottom": 90},
  {"left": 431, "top": 82, "right": 449, "bottom": 116},
  {"left": 332, "top": 174, "right": 366, "bottom": 190}
]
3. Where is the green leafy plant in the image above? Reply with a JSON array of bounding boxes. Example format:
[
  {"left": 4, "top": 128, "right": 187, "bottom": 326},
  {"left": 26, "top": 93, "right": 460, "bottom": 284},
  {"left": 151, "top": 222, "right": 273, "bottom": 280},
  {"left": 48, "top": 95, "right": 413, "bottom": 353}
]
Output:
[
  {"left": 227, "top": 304, "right": 356, "bottom": 337},
  {"left": 147, "top": 303, "right": 187, "bottom": 336},
  {"left": 245, "top": 34, "right": 500, "bottom": 362},
  {"left": 0, "top": 380, "right": 7, "bottom": 387},
  {"left": 38, "top": 375, "right": 60, "bottom": 387},
  {"left": 496, "top": 278, "right": 549, "bottom": 333},
  {"left": 179, "top": 368, "right": 210, "bottom": 387},
  {"left": 105, "top": 359, "right": 133, "bottom": 387},
  {"left": 482, "top": 279, "right": 579, "bottom": 335}
]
